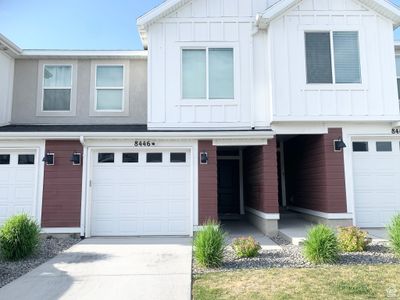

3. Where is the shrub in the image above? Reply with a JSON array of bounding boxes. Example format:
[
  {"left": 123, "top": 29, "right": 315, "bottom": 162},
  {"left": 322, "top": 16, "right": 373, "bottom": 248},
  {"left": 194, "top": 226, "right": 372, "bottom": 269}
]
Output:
[
  {"left": 194, "top": 220, "right": 225, "bottom": 268},
  {"left": 337, "top": 226, "right": 370, "bottom": 252},
  {"left": 232, "top": 236, "right": 261, "bottom": 258},
  {"left": 388, "top": 214, "right": 400, "bottom": 256},
  {"left": 0, "top": 214, "right": 41, "bottom": 260},
  {"left": 303, "top": 224, "right": 339, "bottom": 264}
]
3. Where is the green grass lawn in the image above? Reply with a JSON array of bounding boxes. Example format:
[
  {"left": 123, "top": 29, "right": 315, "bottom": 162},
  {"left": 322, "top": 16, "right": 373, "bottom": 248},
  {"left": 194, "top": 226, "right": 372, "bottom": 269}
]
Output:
[{"left": 193, "top": 265, "right": 400, "bottom": 300}]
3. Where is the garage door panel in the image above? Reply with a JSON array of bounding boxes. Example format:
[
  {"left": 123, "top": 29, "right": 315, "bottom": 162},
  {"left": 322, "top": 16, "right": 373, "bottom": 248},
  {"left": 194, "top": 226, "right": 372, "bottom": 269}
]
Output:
[
  {"left": 91, "top": 149, "right": 191, "bottom": 236},
  {"left": 353, "top": 140, "right": 400, "bottom": 227},
  {"left": 0, "top": 151, "right": 37, "bottom": 226}
]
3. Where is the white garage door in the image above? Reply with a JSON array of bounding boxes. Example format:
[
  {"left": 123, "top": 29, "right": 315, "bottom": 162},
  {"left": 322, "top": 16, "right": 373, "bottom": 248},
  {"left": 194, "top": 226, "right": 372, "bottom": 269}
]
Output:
[
  {"left": 91, "top": 149, "right": 191, "bottom": 236},
  {"left": 352, "top": 140, "right": 400, "bottom": 227},
  {"left": 0, "top": 151, "right": 38, "bottom": 225}
]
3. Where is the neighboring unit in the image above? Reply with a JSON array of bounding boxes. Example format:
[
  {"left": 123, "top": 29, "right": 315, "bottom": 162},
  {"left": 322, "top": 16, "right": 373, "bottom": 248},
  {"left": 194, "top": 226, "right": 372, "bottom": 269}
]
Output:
[{"left": 1, "top": 0, "right": 400, "bottom": 237}]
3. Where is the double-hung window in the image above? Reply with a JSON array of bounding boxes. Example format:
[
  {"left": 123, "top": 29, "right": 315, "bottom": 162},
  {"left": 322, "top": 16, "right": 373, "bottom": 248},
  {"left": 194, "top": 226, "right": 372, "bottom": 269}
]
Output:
[
  {"left": 396, "top": 56, "right": 400, "bottom": 100},
  {"left": 305, "top": 31, "right": 361, "bottom": 84},
  {"left": 42, "top": 65, "right": 72, "bottom": 111},
  {"left": 95, "top": 65, "right": 124, "bottom": 111},
  {"left": 182, "top": 48, "right": 234, "bottom": 100}
]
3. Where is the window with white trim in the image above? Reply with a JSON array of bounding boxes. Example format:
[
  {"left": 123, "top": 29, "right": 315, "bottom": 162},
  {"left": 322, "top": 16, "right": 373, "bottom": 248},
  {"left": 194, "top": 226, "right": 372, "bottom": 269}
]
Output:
[
  {"left": 95, "top": 65, "right": 124, "bottom": 111},
  {"left": 42, "top": 65, "right": 72, "bottom": 111},
  {"left": 305, "top": 31, "right": 361, "bottom": 84},
  {"left": 396, "top": 56, "right": 400, "bottom": 99},
  {"left": 182, "top": 48, "right": 234, "bottom": 100}
]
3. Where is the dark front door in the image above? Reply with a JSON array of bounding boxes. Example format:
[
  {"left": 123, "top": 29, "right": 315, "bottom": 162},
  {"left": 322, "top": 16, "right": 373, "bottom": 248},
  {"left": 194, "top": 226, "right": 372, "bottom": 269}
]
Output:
[{"left": 217, "top": 159, "right": 240, "bottom": 217}]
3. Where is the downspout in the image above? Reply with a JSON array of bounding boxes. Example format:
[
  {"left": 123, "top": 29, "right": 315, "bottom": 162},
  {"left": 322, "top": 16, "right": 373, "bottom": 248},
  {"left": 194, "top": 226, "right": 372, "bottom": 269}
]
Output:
[{"left": 79, "top": 136, "right": 87, "bottom": 238}]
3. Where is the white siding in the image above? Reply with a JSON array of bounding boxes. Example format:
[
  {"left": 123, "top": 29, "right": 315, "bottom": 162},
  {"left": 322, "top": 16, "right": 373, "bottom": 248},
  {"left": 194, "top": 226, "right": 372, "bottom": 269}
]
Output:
[
  {"left": 269, "top": 0, "right": 399, "bottom": 121},
  {"left": 0, "top": 52, "right": 14, "bottom": 125},
  {"left": 147, "top": 0, "right": 273, "bottom": 129}
]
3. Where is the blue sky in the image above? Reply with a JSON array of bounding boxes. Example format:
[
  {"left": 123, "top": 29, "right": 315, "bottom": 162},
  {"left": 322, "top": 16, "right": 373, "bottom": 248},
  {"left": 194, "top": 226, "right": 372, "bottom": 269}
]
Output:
[{"left": 1, "top": 0, "right": 400, "bottom": 50}]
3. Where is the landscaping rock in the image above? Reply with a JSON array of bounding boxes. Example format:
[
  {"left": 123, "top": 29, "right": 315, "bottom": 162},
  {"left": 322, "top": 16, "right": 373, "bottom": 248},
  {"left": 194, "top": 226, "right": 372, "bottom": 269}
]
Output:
[
  {"left": 193, "top": 237, "right": 400, "bottom": 274},
  {"left": 0, "top": 237, "right": 79, "bottom": 288}
]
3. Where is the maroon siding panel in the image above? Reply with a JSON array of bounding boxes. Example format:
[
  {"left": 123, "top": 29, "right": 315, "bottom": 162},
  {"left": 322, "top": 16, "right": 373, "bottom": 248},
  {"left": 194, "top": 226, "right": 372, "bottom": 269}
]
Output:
[
  {"left": 198, "top": 140, "right": 218, "bottom": 224},
  {"left": 284, "top": 128, "right": 347, "bottom": 213},
  {"left": 243, "top": 140, "right": 279, "bottom": 214},
  {"left": 41, "top": 141, "right": 83, "bottom": 228}
]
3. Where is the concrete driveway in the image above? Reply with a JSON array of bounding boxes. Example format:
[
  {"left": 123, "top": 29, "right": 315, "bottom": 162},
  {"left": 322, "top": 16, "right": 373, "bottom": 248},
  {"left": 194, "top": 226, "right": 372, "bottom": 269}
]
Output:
[{"left": 0, "top": 237, "right": 192, "bottom": 300}]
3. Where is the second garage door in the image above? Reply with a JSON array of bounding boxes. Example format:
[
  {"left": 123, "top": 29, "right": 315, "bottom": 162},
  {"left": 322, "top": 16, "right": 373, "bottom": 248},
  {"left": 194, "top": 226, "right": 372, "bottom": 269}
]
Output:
[
  {"left": 352, "top": 140, "right": 400, "bottom": 227},
  {"left": 0, "top": 150, "right": 38, "bottom": 226},
  {"left": 90, "top": 149, "right": 191, "bottom": 236}
]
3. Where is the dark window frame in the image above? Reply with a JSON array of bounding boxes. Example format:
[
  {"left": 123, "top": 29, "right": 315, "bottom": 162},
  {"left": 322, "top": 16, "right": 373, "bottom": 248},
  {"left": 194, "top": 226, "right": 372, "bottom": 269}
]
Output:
[
  {"left": 0, "top": 154, "right": 10, "bottom": 165},
  {"left": 146, "top": 153, "right": 163, "bottom": 163},
  {"left": 170, "top": 153, "right": 187, "bottom": 163},
  {"left": 122, "top": 153, "right": 139, "bottom": 163},
  {"left": 18, "top": 154, "right": 35, "bottom": 165},
  {"left": 98, "top": 153, "right": 115, "bottom": 163},
  {"left": 352, "top": 142, "right": 369, "bottom": 152},
  {"left": 376, "top": 142, "right": 392, "bottom": 152}
]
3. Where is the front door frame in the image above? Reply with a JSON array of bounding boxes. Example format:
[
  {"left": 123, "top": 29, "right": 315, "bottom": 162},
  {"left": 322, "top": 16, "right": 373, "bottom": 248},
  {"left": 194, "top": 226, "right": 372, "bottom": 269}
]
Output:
[{"left": 217, "top": 149, "right": 244, "bottom": 215}]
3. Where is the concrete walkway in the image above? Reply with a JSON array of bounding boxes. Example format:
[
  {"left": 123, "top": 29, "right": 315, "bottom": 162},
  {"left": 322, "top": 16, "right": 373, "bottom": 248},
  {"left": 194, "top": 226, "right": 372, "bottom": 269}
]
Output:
[
  {"left": 222, "top": 220, "right": 281, "bottom": 250},
  {"left": 0, "top": 237, "right": 192, "bottom": 300},
  {"left": 278, "top": 213, "right": 389, "bottom": 245}
]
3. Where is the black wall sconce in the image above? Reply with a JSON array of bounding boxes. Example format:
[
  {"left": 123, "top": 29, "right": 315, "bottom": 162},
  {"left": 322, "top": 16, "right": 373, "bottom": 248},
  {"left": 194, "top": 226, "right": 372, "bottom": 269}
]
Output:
[
  {"left": 334, "top": 138, "right": 347, "bottom": 152},
  {"left": 70, "top": 152, "right": 82, "bottom": 166},
  {"left": 200, "top": 152, "right": 208, "bottom": 165},
  {"left": 42, "top": 153, "right": 55, "bottom": 166}
]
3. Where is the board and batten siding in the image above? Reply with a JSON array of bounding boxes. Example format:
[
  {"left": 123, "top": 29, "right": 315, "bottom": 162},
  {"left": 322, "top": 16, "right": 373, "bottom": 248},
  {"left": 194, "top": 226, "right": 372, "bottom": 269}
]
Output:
[
  {"left": 269, "top": 0, "right": 399, "bottom": 120},
  {"left": 0, "top": 52, "right": 14, "bottom": 125},
  {"left": 147, "top": 0, "right": 277, "bottom": 129}
]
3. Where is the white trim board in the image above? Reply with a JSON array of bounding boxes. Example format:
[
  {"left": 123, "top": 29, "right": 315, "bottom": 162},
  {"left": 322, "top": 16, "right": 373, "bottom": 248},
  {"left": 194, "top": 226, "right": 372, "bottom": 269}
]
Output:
[
  {"left": 245, "top": 207, "right": 280, "bottom": 220},
  {"left": 41, "top": 227, "right": 81, "bottom": 234},
  {"left": 288, "top": 206, "right": 353, "bottom": 220}
]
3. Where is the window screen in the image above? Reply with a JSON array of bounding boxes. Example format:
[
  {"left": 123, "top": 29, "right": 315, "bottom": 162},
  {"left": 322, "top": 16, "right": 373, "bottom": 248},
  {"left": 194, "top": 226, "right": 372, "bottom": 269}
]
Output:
[
  {"left": 170, "top": 153, "right": 186, "bottom": 163},
  {"left": 305, "top": 32, "right": 333, "bottom": 84},
  {"left": 0, "top": 155, "right": 10, "bottom": 165},
  {"left": 123, "top": 153, "right": 139, "bottom": 163},
  {"left": 182, "top": 50, "right": 206, "bottom": 99},
  {"left": 376, "top": 142, "right": 392, "bottom": 152},
  {"left": 352, "top": 142, "right": 368, "bottom": 152},
  {"left": 147, "top": 153, "right": 162, "bottom": 163},
  {"left": 98, "top": 153, "right": 114, "bottom": 163},
  {"left": 18, "top": 155, "right": 35, "bottom": 165},
  {"left": 209, "top": 49, "right": 234, "bottom": 99},
  {"left": 43, "top": 65, "right": 72, "bottom": 111},
  {"left": 96, "top": 66, "right": 124, "bottom": 111},
  {"left": 333, "top": 32, "right": 361, "bottom": 84}
]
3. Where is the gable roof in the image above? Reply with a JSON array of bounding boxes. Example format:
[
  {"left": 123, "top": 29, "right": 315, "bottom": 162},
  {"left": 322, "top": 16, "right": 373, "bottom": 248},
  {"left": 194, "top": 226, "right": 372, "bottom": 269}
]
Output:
[
  {"left": 256, "top": 0, "right": 400, "bottom": 28},
  {"left": 137, "top": 0, "right": 191, "bottom": 49},
  {"left": 136, "top": 0, "right": 400, "bottom": 48}
]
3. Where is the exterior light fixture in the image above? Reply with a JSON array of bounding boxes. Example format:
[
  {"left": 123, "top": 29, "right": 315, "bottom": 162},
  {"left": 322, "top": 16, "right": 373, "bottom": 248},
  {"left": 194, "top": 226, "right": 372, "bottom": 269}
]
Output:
[
  {"left": 42, "top": 153, "right": 55, "bottom": 166},
  {"left": 70, "top": 152, "right": 81, "bottom": 166},
  {"left": 200, "top": 152, "right": 208, "bottom": 165},
  {"left": 334, "top": 138, "right": 347, "bottom": 152}
]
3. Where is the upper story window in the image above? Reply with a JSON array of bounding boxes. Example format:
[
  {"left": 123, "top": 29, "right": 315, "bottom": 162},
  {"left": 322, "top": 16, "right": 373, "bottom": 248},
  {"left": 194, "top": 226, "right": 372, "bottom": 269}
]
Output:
[
  {"left": 43, "top": 65, "right": 72, "bottom": 111},
  {"left": 90, "top": 60, "right": 130, "bottom": 116},
  {"left": 182, "top": 48, "right": 234, "bottom": 100},
  {"left": 396, "top": 56, "right": 400, "bottom": 99},
  {"left": 37, "top": 61, "right": 78, "bottom": 116},
  {"left": 305, "top": 31, "right": 361, "bottom": 84},
  {"left": 95, "top": 65, "right": 124, "bottom": 111}
]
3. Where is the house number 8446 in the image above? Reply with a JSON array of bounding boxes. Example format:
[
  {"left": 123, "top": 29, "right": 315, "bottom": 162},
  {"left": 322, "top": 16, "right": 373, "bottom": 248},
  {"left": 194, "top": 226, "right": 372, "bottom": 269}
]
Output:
[{"left": 134, "top": 141, "right": 156, "bottom": 147}]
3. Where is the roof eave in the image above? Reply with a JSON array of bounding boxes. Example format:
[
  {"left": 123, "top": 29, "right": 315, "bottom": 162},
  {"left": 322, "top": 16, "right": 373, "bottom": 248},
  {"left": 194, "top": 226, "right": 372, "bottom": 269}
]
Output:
[{"left": 0, "top": 33, "right": 22, "bottom": 58}]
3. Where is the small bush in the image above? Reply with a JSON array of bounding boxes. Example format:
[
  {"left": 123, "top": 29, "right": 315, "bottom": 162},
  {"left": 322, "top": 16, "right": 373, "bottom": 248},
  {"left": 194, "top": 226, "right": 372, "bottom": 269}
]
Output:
[
  {"left": 303, "top": 224, "right": 339, "bottom": 264},
  {"left": 194, "top": 220, "right": 225, "bottom": 268},
  {"left": 232, "top": 236, "right": 261, "bottom": 258},
  {"left": 0, "top": 214, "right": 41, "bottom": 260},
  {"left": 388, "top": 214, "right": 400, "bottom": 256},
  {"left": 337, "top": 226, "right": 370, "bottom": 252}
]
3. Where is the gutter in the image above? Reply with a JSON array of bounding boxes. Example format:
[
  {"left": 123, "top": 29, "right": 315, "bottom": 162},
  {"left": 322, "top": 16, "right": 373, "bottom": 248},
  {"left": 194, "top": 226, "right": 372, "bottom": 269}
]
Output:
[{"left": 0, "top": 130, "right": 275, "bottom": 140}]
